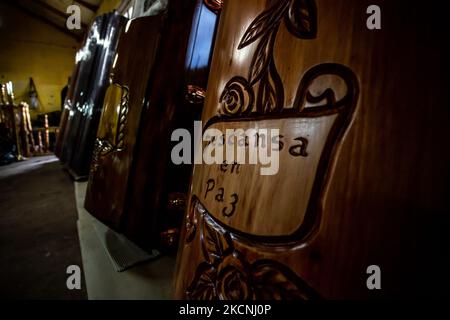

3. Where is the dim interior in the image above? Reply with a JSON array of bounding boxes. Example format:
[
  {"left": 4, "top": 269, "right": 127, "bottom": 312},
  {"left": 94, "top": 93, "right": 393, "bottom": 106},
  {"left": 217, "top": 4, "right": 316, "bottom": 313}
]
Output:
[{"left": 0, "top": 0, "right": 448, "bottom": 302}]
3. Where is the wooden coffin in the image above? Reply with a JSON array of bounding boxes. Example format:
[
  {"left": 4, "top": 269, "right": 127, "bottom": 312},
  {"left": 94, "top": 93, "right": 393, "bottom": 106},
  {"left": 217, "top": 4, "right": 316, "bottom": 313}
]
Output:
[
  {"left": 57, "top": 12, "right": 126, "bottom": 179},
  {"left": 174, "top": 0, "right": 450, "bottom": 299},
  {"left": 85, "top": 0, "right": 221, "bottom": 250},
  {"left": 54, "top": 63, "right": 80, "bottom": 158},
  {"left": 123, "top": 1, "right": 222, "bottom": 250},
  {"left": 84, "top": 13, "right": 164, "bottom": 230},
  {"left": 58, "top": 15, "right": 106, "bottom": 166}
]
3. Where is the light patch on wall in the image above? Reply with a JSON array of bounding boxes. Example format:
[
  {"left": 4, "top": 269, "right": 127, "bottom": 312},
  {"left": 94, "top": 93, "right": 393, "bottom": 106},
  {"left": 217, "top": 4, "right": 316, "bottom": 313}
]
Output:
[{"left": 0, "top": 2, "right": 77, "bottom": 117}]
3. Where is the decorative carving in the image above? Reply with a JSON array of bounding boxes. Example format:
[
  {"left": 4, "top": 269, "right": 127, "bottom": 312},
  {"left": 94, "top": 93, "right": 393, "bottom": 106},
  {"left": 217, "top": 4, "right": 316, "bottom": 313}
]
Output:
[
  {"left": 180, "top": 0, "right": 360, "bottom": 299},
  {"left": 219, "top": 77, "right": 254, "bottom": 116},
  {"left": 185, "top": 197, "right": 201, "bottom": 244},
  {"left": 89, "top": 83, "right": 129, "bottom": 176},
  {"left": 206, "top": 63, "right": 359, "bottom": 245},
  {"left": 186, "top": 197, "right": 321, "bottom": 300},
  {"left": 219, "top": 0, "right": 317, "bottom": 117},
  {"left": 202, "top": 0, "right": 358, "bottom": 245},
  {"left": 284, "top": 0, "right": 317, "bottom": 39},
  {"left": 115, "top": 85, "right": 129, "bottom": 150},
  {"left": 90, "top": 138, "right": 114, "bottom": 174}
]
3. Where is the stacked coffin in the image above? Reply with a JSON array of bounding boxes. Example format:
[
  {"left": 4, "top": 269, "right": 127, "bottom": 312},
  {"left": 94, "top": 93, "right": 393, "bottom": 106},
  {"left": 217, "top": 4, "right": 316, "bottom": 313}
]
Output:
[
  {"left": 56, "top": 12, "right": 127, "bottom": 180},
  {"left": 84, "top": 0, "right": 221, "bottom": 251},
  {"left": 56, "top": 0, "right": 222, "bottom": 252}
]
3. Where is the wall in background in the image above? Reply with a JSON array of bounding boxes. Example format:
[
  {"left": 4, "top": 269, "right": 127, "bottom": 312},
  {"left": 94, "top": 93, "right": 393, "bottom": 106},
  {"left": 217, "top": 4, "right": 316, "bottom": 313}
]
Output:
[
  {"left": 0, "top": 2, "right": 78, "bottom": 118},
  {"left": 96, "top": 0, "right": 123, "bottom": 16}
]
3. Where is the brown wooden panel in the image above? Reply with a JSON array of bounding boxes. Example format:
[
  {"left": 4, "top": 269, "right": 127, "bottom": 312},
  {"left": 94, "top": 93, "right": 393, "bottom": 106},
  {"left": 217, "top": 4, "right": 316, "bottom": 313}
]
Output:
[
  {"left": 174, "top": 0, "right": 450, "bottom": 299},
  {"left": 55, "top": 13, "right": 126, "bottom": 178},
  {"left": 84, "top": 15, "right": 163, "bottom": 228},
  {"left": 84, "top": 0, "right": 221, "bottom": 251},
  {"left": 55, "top": 62, "right": 79, "bottom": 158},
  {"left": 121, "top": 0, "right": 219, "bottom": 250}
]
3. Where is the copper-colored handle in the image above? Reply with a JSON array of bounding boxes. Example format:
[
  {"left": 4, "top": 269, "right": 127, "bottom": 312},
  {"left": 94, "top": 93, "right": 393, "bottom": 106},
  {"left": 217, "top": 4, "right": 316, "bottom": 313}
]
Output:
[
  {"left": 204, "top": 0, "right": 224, "bottom": 12},
  {"left": 186, "top": 85, "right": 206, "bottom": 105},
  {"left": 160, "top": 228, "right": 179, "bottom": 248},
  {"left": 167, "top": 192, "right": 187, "bottom": 211}
]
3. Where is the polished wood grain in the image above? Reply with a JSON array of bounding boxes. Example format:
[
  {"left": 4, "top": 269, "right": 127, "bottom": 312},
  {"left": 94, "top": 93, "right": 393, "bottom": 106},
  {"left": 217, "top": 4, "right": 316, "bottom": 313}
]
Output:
[
  {"left": 66, "top": 13, "right": 127, "bottom": 177},
  {"left": 85, "top": 15, "right": 163, "bottom": 229},
  {"left": 174, "top": 0, "right": 450, "bottom": 299},
  {"left": 55, "top": 63, "right": 79, "bottom": 158},
  {"left": 122, "top": 0, "right": 219, "bottom": 249},
  {"left": 57, "top": 15, "right": 108, "bottom": 167},
  {"left": 85, "top": 0, "right": 221, "bottom": 251}
]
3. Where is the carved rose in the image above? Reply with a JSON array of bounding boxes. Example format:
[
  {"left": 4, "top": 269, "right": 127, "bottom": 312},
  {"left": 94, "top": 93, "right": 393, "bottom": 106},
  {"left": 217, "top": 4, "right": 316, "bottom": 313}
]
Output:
[
  {"left": 186, "top": 210, "right": 320, "bottom": 300},
  {"left": 217, "top": 253, "right": 250, "bottom": 300},
  {"left": 219, "top": 0, "right": 318, "bottom": 117},
  {"left": 219, "top": 76, "right": 254, "bottom": 116}
]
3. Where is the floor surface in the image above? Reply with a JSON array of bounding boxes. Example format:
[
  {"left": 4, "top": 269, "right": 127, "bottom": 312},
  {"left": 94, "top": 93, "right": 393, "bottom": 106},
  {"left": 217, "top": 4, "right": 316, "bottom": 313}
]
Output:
[
  {"left": 0, "top": 155, "right": 176, "bottom": 300},
  {"left": 0, "top": 156, "right": 87, "bottom": 299}
]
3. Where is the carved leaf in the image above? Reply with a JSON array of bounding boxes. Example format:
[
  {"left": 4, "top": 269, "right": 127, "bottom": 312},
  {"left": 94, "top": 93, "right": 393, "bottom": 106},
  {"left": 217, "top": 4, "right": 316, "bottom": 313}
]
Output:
[
  {"left": 216, "top": 252, "right": 252, "bottom": 300},
  {"left": 248, "top": 30, "right": 277, "bottom": 85},
  {"left": 200, "top": 216, "right": 232, "bottom": 265},
  {"left": 186, "top": 263, "right": 218, "bottom": 300},
  {"left": 238, "top": 0, "right": 289, "bottom": 49},
  {"left": 284, "top": 0, "right": 317, "bottom": 39},
  {"left": 257, "top": 60, "right": 284, "bottom": 114},
  {"left": 251, "top": 260, "right": 321, "bottom": 300}
]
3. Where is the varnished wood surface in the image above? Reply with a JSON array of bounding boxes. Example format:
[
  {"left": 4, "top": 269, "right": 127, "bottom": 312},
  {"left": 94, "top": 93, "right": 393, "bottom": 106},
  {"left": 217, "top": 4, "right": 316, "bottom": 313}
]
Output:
[
  {"left": 67, "top": 13, "right": 126, "bottom": 177},
  {"left": 58, "top": 15, "right": 108, "bottom": 166},
  {"left": 174, "top": 0, "right": 450, "bottom": 299},
  {"left": 85, "top": 0, "right": 220, "bottom": 250},
  {"left": 55, "top": 13, "right": 126, "bottom": 178},
  {"left": 85, "top": 15, "right": 164, "bottom": 229},
  {"left": 196, "top": 116, "right": 337, "bottom": 238},
  {"left": 122, "top": 0, "right": 218, "bottom": 249},
  {"left": 54, "top": 63, "right": 79, "bottom": 158}
]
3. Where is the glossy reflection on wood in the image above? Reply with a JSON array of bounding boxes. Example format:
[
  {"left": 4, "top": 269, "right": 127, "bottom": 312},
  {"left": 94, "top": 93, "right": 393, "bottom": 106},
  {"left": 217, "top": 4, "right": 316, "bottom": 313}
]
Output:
[
  {"left": 122, "top": 0, "right": 219, "bottom": 249},
  {"left": 174, "top": 0, "right": 450, "bottom": 299},
  {"left": 85, "top": 15, "right": 163, "bottom": 229},
  {"left": 55, "top": 63, "right": 79, "bottom": 158},
  {"left": 56, "top": 13, "right": 126, "bottom": 178},
  {"left": 85, "top": 0, "right": 221, "bottom": 250}
]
